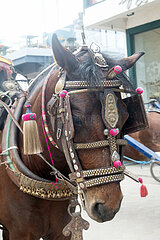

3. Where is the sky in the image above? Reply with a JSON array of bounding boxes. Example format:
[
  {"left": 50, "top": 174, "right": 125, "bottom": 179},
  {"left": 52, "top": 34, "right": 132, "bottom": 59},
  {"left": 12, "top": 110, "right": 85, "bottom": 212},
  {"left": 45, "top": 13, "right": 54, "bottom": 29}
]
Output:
[{"left": 0, "top": 0, "right": 83, "bottom": 46}]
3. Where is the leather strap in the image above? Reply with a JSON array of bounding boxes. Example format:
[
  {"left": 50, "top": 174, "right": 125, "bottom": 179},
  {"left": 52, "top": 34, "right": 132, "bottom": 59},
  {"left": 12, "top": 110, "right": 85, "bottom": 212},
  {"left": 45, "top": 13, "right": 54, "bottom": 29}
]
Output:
[
  {"left": 0, "top": 99, "right": 23, "bottom": 133},
  {"left": 65, "top": 79, "right": 121, "bottom": 89},
  {"left": 74, "top": 139, "right": 127, "bottom": 149}
]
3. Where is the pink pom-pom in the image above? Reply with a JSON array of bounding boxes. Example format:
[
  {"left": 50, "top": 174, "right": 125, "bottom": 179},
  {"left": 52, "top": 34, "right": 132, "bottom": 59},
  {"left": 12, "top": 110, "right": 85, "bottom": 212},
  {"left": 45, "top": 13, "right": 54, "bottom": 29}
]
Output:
[
  {"left": 113, "top": 160, "right": 121, "bottom": 168},
  {"left": 136, "top": 87, "right": 143, "bottom": 94},
  {"left": 59, "top": 90, "right": 68, "bottom": 98},
  {"left": 110, "top": 128, "right": 119, "bottom": 137},
  {"left": 114, "top": 65, "right": 122, "bottom": 74},
  {"left": 22, "top": 113, "right": 36, "bottom": 121},
  {"left": 138, "top": 177, "right": 143, "bottom": 184}
]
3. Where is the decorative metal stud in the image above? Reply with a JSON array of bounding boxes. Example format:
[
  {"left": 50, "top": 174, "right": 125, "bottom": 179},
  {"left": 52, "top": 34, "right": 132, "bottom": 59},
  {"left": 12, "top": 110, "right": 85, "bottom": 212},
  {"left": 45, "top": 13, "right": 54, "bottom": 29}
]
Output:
[
  {"left": 71, "top": 152, "right": 74, "bottom": 158},
  {"left": 74, "top": 165, "right": 78, "bottom": 171},
  {"left": 76, "top": 172, "right": 81, "bottom": 178},
  {"left": 73, "top": 159, "right": 76, "bottom": 164},
  {"left": 104, "top": 129, "right": 108, "bottom": 136},
  {"left": 111, "top": 151, "right": 120, "bottom": 162},
  {"left": 79, "top": 183, "right": 85, "bottom": 189}
]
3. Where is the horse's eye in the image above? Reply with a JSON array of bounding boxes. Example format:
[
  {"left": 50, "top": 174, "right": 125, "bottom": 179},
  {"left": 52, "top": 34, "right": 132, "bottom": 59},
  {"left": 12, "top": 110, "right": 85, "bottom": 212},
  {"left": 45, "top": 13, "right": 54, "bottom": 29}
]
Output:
[{"left": 72, "top": 116, "right": 83, "bottom": 127}]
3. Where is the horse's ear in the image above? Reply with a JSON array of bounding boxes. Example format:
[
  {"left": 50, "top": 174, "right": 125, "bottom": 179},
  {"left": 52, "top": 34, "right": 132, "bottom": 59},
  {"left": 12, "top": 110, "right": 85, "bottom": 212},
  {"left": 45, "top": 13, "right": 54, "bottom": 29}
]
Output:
[
  {"left": 117, "top": 52, "right": 145, "bottom": 71},
  {"left": 52, "top": 33, "right": 79, "bottom": 72}
]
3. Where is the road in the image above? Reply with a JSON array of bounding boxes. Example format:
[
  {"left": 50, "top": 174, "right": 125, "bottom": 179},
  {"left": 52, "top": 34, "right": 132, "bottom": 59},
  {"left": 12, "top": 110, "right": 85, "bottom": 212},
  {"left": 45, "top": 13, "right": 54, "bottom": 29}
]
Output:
[
  {"left": 83, "top": 164, "right": 160, "bottom": 240},
  {"left": 0, "top": 164, "right": 160, "bottom": 240}
]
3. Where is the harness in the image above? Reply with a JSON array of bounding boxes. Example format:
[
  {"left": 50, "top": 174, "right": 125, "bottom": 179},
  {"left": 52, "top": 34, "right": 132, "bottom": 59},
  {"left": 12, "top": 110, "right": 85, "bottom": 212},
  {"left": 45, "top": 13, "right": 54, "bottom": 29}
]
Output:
[
  {"left": 0, "top": 49, "right": 149, "bottom": 239},
  {"left": 45, "top": 50, "right": 148, "bottom": 204},
  {"left": 47, "top": 76, "right": 125, "bottom": 189},
  {"left": 0, "top": 49, "right": 148, "bottom": 201}
]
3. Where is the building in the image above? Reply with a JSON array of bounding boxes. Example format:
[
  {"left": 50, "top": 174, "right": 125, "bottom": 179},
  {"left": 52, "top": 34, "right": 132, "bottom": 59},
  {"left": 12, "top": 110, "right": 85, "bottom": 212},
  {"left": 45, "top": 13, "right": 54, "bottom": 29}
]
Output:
[
  {"left": 3, "top": 28, "right": 76, "bottom": 79},
  {"left": 83, "top": 0, "right": 160, "bottom": 102}
]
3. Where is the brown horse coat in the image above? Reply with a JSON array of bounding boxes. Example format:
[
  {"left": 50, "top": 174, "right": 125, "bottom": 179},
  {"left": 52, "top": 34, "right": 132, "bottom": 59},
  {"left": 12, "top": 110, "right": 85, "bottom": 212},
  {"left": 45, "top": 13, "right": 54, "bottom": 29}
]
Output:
[
  {"left": 0, "top": 34, "right": 144, "bottom": 239},
  {"left": 124, "top": 112, "right": 160, "bottom": 161}
]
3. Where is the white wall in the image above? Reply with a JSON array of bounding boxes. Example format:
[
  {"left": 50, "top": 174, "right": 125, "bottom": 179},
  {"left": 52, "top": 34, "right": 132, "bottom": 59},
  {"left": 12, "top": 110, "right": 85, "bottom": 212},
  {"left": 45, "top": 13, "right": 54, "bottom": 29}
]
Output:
[{"left": 84, "top": 0, "right": 160, "bottom": 31}]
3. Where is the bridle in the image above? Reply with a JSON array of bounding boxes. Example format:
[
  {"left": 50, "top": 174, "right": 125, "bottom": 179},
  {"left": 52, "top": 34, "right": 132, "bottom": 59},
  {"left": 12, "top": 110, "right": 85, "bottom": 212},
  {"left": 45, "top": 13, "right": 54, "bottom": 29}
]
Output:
[{"left": 45, "top": 49, "right": 131, "bottom": 202}]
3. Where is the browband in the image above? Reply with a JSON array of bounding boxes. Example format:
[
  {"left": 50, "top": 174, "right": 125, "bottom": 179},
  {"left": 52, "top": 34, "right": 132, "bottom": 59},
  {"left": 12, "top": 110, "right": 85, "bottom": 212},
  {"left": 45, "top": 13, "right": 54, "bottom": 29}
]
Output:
[{"left": 65, "top": 80, "right": 121, "bottom": 89}]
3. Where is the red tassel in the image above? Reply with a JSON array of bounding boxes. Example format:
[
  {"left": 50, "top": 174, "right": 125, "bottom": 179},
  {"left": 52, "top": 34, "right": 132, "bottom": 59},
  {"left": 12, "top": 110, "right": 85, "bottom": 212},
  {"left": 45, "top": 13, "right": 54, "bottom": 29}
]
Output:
[
  {"left": 138, "top": 178, "right": 148, "bottom": 197},
  {"left": 140, "top": 184, "right": 148, "bottom": 197}
]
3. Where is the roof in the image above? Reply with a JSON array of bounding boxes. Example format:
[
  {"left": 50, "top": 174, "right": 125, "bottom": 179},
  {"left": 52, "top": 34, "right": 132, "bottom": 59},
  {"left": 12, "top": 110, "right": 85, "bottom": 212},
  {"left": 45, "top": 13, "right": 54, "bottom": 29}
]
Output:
[
  {"left": 0, "top": 56, "right": 12, "bottom": 66},
  {"left": 0, "top": 56, "right": 12, "bottom": 73}
]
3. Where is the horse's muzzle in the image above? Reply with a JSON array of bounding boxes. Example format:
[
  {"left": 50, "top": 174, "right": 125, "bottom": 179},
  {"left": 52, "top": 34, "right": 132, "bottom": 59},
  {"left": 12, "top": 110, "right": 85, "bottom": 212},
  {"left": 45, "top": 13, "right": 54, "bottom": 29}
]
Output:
[{"left": 91, "top": 199, "right": 122, "bottom": 222}]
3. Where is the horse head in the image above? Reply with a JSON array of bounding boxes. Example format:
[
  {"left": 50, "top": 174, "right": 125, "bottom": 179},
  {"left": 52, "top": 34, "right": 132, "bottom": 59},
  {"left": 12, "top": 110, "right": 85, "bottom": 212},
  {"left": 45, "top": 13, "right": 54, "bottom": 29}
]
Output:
[{"left": 47, "top": 34, "right": 144, "bottom": 222}]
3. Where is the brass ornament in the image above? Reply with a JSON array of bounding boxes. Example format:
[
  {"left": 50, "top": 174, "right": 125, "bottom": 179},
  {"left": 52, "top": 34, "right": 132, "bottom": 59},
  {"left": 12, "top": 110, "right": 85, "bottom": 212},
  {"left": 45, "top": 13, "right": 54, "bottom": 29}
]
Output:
[
  {"left": 20, "top": 185, "right": 74, "bottom": 199},
  {"left": 94, "top": 52, "right": 109, "bottom": 68},
  {"left": 63, "top": 200, "right": 89, "bottom": 240},
  {"left": 106, "top": 67, "right": 117, "bottom": 79},
  {"left": 55, "top": 71, "right": 66, "bottom": 94},
  {"left": 63, "top": 212, "right": 90, "bottom": 240},
  {"left": 105, "top": 93, "right": 118, "bottom": 128},
  {"left": 19, "top": 172, "right": 75, "bottom": 200},
  {"left": 111, "top": 151, "right": 120, "bottom": 162}
]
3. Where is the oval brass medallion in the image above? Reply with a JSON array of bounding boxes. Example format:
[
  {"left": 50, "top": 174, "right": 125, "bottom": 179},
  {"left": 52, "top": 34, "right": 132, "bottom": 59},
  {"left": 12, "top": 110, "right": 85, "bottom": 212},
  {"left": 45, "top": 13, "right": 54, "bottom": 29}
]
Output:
[{"left": 105, "top": 93, "right": 118, "bottom": 128}]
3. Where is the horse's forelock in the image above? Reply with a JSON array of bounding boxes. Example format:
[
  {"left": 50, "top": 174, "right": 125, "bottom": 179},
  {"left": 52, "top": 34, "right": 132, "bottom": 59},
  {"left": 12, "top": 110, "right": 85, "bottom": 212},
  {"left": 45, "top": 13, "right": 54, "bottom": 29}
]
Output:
[{"left": 71, "top": 49, "right": 134, "bottom": 92}]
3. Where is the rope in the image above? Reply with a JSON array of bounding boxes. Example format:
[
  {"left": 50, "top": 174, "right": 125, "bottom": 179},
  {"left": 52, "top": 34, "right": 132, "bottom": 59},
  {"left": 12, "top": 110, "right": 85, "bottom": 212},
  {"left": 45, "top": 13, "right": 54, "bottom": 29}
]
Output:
[
  {"left": 0, "top": 146, "right": 18, "bottom": 156},
  {"left": 123, "top": 155, "right": 155, "bottom": 165},
  {"left": 41, "top": 67, "right": 57, "bottom": 147},
  {"left": 41, "top": 116, "right": 58, "bottom": 189}
]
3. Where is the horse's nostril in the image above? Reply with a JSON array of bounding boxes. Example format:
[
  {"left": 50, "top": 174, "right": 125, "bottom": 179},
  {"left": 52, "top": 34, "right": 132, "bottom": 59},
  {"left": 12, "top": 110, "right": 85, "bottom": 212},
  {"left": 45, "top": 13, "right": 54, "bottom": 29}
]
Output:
[
  {"left": 92, "top": 202, "right": 117, "bottom": 222},
  {"left": 94, "top": 203, "right": 105, "bottom": 217}
]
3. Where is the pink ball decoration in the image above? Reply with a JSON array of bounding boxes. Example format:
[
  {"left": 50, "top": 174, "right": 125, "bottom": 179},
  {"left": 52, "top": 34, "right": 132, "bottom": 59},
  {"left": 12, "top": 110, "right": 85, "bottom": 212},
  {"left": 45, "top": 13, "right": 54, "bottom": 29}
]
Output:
[
  {"left": 138, "top": 177, "right": 143, "bottom": 184},
  {"left": 136, "top": 87, "right": 143, "bottom": 94},
  {"left": 113, "top": 160, "right": 121, "bottom": 168},
  {"left": 114, "top": 65, "right": 122, "bottom": 74},
  {"left": 59, "top": 90, "right": 68, "bottom": 98},
  {"left": 110, "top": 128, "right": 119, "bottom": 137}
]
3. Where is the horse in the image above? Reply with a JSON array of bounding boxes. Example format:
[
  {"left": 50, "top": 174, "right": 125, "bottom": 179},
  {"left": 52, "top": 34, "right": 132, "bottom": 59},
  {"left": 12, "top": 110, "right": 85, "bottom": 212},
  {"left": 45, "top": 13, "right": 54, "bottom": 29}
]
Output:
[
  {"left": 0, "top": 33, "right": 145, "bottom": 240},
  {"left": 124, "top": 111, "right": 160, "bottom": 161}
]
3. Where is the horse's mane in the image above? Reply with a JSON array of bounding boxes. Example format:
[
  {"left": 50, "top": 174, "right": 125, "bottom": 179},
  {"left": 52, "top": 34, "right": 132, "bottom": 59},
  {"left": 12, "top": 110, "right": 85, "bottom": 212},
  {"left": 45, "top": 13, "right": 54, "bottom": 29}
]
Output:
[{"left": 72, "top": 49, "right": 135, "bottom": 92}]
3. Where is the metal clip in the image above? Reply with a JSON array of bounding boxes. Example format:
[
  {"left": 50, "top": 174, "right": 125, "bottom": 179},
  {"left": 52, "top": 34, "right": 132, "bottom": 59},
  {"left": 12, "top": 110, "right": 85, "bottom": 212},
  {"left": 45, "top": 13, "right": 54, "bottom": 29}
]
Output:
[{"left": 56, "top": 128, "right": 62, "bottom": 139}]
